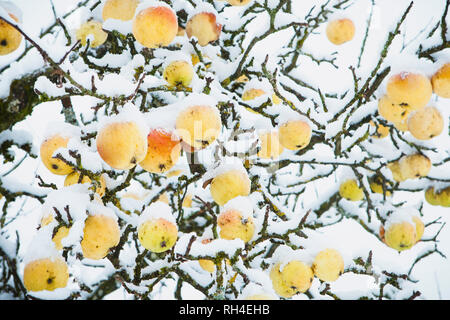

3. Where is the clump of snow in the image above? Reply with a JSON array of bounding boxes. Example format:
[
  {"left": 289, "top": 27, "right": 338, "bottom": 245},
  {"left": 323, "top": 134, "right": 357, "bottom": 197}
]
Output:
[
  {"left": 87, "top": 201, "right": 118, "bottom": 221},
  {"left": 175, "top": 234, "right": 244, "bottom": 258},
  {"left": 156, "top": 50, "right": 193, "bottom": 69},
  {"left": 187, "top": 2, "right": 223, "bottom": 26},
  {"left": 384, "top": 207, "right": 419, "bottom": 230},
  {"left": 271, "top": 245, "right": 314, "bottom": 268},
  {"left": 243, "top": 78, "right": 273, "bottom": 94},
  {"left": 222, "top": 196, "right": 254, "bottom": 218},
  {"left": 203, "top": 156, "right": 248, "bottom": 182},
  {"left": 41, "top": 184, "right": 91, "bottom": 224},
  {"left": 22, "top": 227, "right": 61, "bottom": 265},
  {"left": 135, "top": 0, "right": 174, "bottom": 15},
  {"left": 42, "top": 121, "right": 81, "bottom": 141},
  {"left": 97, "top": 102, "right": 149, "bottom": 142},
  {"left": 137, "top": 201, "right": 176, "bottom": 226},
  {"left": 239, "top": 282, "right": 278, "bottom": 300}
]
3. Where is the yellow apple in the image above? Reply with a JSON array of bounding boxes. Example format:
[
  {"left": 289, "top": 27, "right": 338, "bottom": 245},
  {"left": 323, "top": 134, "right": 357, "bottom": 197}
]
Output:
[
  {"left": 132, "top": 6, "right": 178, "bottom": 48},
  {"left": 387, "top": 161, "right": 404, "bottom": 182},
  {"left": 236, "top": 75, "right": 249, "bottom": 83},
  {"left": 439, "top": 187, "right": 450, "bottom": 207},
  {"left": 199, "top": 258, "right": 215, "bottom": 273},
  {"left": 425, "top": 187, "right": 441, "bottom": 206},
  {"left": 369, "top": 120, "right": 390, "bottom": 139},
  {"left": 388, "top": 154, "right": 431, "bottom": 182},
  {"left": 52, "top": 226, "right": 70, "bottom": 251},
  {"left": 369, "top": 176, "right": 392, "bottom": 196},
  {"left": 191, "top": 53, "right": 211, "bottom": 67},
  {"left": 413, "top": 216, "right": 424, "bottom": 243},
  {"left": 198, "top": 239, "right": 215, "bottom": 273},
  {"left": 182, "top": 193, "right": 193, "bottom": 208},
  {"left": 242, "top": 88, "right": 265, "bottom": 101},
  {"left": 398, "top": 154, "right": 431, "bottom": 180},
  {"left": 425, "top": 186, "right": 450, "bottom": 207},
  {"left": 242, "top": 88, "right": 280, "bottom": 105},
  {"left": 39, "top": 214, "right": 70, "bottom": 251}
]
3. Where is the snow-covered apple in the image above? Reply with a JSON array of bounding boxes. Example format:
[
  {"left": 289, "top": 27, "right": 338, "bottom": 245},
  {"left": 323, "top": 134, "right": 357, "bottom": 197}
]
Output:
[
  {"left": 186, "top": 12, "right": 222, "bottom": 46},
  {"left": 132, "top": 6, "right": 178, "bottom": 48}
]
